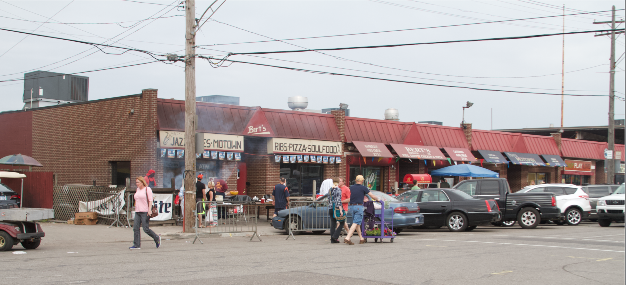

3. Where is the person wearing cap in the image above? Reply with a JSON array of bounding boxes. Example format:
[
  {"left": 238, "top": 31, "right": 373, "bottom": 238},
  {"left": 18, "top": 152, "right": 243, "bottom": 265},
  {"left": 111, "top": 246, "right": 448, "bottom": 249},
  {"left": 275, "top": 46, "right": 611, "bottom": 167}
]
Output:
[
  {"left": 196, "top": 174, "right": 207, "bottom": 227},
  {"left": 344, "top": 175, "right": 379, "bottom": 245}
]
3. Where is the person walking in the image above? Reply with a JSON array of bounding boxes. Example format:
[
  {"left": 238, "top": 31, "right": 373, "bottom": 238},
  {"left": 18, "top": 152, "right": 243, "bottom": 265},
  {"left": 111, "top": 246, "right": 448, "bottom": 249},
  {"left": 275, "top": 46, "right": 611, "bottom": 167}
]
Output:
[
  {"left": 130, "top": 177, "right": 160, "bottom": 250},
  {"left": 344, "top": 175, "right": 379, "bottom": 245},
  {"left": 339, "top": 178, "right": 351, "bottom": 234},
  {"left": 329, "top": 178, "right": 346, "bottom": 243},
  {"left": 196, "top": 174, "right": 207, "bottom": 227},
  {"left": 272, "top": 178, "right": 290, "bottom": 218},
  {"left": 206, "top": 181, "right": 217, "bottom": 227}
]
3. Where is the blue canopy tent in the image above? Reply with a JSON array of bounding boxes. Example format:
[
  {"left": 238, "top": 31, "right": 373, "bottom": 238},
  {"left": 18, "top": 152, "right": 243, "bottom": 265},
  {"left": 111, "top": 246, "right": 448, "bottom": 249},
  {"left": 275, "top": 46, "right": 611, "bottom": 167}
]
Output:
[{"left": 430, "top": 164, "right": 499, "bottom": 178}]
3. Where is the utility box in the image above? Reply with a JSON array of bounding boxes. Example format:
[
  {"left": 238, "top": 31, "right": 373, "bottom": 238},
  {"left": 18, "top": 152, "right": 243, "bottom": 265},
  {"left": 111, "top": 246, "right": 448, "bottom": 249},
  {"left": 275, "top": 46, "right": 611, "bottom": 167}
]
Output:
[{"left": 23, "top": 71, "right": 89, "bottom": 109}]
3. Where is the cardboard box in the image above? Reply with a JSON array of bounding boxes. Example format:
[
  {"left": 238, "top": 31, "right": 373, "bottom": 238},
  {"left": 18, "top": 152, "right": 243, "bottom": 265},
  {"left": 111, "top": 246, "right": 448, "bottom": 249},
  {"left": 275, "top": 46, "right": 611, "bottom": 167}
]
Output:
[
  {"left": 67, "top": 219, "right": 74, "bottom": 224},
  {"left": 74, "top": 218, "right": 97, "bottom": 225},
  {"left": 75, "top": 212, "right": 97, "bottom": 220}
]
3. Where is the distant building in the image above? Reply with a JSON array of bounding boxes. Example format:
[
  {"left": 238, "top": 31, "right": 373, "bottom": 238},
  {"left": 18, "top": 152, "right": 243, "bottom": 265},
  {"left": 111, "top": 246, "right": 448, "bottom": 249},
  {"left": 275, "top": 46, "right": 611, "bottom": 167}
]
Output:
[
  {"left": 196, "top": 95, "right": 239, "bottom": 105},
  {"left": 418, "top": 121, "right": 443, "bottom": 126},
  {"left": 322, "top": 108, "right": 350, "bottom": 116},
  {"left": 497, "top": 122, "right": 625, "bottom": 144},
  {"left": 23, "top": 71, "right": 89, "bottom": 110}
]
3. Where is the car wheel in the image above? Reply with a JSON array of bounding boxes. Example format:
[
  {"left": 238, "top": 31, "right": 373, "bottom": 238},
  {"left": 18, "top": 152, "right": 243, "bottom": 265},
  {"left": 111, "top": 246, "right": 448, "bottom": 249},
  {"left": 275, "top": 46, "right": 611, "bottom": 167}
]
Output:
[
  {"left": 565, "top": 208, "right": 582, "bottom": 226},
  {"left": 466, "top": 226, "right": 477, "bottom": 231},
  {"left": 518, "top": 207, "right": 540, "bottom": 229},
  {"left": 598, "top": 219, "right": 611, "bottom": 227},
  {"left": 0, "top": 231, "right": 14, "bottom": 251},
  {"left": 312, "top": 230, "right": 325, "bottom": 235},
  {"left": 446, "top": 212, "right": 468, "bottom": 232},
  {"left": 284, "top": 215, "right": 301, "bottom": 235},
  {"left": 501, "top": 220, "right": 516, "bottom": 227},
  {"left": 21, "top": 238, "right": 41, "bottom": 250}
]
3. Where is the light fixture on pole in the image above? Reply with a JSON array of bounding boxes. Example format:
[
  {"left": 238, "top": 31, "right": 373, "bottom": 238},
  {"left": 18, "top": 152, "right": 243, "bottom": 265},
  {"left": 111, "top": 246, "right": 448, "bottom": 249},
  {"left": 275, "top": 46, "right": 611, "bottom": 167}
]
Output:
[{"left": 462, "top": 101, "right": 474, "bottom": 124}]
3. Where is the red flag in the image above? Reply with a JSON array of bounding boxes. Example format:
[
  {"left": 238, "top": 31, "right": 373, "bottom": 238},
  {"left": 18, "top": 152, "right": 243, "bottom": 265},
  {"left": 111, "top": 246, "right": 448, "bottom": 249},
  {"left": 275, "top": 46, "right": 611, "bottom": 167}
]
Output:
[{"left": 480, "top": 159, "right": 484, "bottom": 167}]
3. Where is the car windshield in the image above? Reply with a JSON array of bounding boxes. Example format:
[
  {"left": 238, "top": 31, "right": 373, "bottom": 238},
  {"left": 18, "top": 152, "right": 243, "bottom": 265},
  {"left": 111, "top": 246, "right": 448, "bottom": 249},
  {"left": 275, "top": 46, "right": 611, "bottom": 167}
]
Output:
[
  {"left": 368, "top": 190, "right": 398, "bottom": 202},
  {"left": 614, "top": 184, "right": 625, "bottom": 195}
]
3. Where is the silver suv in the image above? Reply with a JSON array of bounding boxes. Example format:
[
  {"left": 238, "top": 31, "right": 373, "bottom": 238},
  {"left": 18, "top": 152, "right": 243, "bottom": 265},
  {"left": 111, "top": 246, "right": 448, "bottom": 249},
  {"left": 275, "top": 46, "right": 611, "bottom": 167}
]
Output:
[{"left": 582, "top": 185, "right": 620, "bottom": 221}]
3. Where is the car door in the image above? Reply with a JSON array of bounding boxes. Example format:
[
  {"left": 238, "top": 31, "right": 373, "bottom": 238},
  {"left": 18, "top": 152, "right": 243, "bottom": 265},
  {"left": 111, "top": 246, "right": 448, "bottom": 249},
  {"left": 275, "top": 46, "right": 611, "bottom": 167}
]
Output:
[
  {"left": 417, "top": 189, "right": 450, "bottom": 226},
  {"left": 476, "top": 180, "right": 504, "bottom": 209}
]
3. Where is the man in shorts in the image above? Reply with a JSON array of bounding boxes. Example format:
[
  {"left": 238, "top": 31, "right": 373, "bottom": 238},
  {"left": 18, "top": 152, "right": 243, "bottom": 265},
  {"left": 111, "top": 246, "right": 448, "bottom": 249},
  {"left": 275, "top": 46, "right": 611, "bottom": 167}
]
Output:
[
  {"left": 344, "top": 175, "right": 379, "bottom": 245},
  {"left": 272, "top": 177, "right": 290, "bottom": 218}
]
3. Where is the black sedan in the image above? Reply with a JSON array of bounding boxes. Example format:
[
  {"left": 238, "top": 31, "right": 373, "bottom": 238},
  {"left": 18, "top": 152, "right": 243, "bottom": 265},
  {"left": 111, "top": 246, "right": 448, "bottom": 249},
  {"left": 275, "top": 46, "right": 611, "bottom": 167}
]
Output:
[{"left": 397, "top": 189, "right": 501, "bottom": 232}]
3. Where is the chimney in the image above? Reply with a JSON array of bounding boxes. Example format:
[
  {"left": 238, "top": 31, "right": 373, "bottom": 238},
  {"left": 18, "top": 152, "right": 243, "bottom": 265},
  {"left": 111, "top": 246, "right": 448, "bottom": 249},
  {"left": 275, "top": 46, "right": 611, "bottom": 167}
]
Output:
[
  {"left": 461, "top": 123, "right": 473, "bottom": 150},
  {"left": 551, "top": 132, "right": 562, "bottom": 154}
]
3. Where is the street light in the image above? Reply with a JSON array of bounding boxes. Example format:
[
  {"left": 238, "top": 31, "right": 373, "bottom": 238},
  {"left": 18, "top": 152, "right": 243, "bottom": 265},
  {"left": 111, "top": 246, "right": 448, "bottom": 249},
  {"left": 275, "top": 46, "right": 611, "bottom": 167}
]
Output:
[{"left": 462, "top": 101, "right": 473, "bottom": 124}]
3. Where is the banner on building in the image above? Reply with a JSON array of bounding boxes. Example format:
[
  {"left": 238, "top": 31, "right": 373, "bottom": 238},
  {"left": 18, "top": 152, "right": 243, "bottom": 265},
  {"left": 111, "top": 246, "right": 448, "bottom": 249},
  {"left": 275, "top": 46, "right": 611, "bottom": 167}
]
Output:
[
  {"left": 159, "top": 131, "right": 244, "bottom": 152},
  {"left": 267, "top": 138, "right": 341, "bottom": 156}
]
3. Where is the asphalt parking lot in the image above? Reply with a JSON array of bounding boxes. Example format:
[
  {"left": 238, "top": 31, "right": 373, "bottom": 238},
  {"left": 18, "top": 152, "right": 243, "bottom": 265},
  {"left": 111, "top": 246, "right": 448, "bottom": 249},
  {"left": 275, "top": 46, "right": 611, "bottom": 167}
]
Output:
[{"left": 1, "top": 221, "right": 624, "bottom": 285}]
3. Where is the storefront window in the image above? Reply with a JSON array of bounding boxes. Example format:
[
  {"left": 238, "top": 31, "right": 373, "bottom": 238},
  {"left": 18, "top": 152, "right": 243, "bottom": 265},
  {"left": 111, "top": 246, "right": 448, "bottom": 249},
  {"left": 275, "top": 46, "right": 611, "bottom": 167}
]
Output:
[
  {"left": 162, "top": 160, "right": 225, "bottom": 189},
  {"left": 280, "top": 164, "right": 323, "bottom": 196},
  {"left": 527, "top": 173, "right": 546, "bottom": 185},
  {"left": 350, "top": 166, "right": 381, "bottom": 190},
  {"left": 562, "top": 175, "right": 590, "bottom": 186}
]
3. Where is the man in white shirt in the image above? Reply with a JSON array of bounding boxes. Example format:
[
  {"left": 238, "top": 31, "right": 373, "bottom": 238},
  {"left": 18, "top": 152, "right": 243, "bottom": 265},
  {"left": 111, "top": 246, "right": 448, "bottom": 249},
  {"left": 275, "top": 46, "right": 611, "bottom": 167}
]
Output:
[{"left": 319, "top": 178, "right": 334, "bottom": 196}]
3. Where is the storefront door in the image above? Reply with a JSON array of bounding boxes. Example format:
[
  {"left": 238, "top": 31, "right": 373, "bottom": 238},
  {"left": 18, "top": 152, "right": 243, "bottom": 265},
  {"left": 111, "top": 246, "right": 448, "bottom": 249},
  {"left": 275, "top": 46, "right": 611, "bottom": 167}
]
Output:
[
  {"left": 280, "top": 164, "right": 323, "bottom": 196},
  {"left": 349, "top": 166, "right": 382, "bottom": 190},
  {"left": 528, "top": 173, "right": 546, "bottom": 185}
]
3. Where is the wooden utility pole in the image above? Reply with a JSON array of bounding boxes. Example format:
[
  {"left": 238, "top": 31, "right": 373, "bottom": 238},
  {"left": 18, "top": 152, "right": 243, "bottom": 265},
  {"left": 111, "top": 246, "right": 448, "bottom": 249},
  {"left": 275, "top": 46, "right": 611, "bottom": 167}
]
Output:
[
  {"left": 594, "top": 6, "right": 624, "bottom": 184},
  {"left": 560, "top": 5, "right": 565, "bottom": 129},
  {"left": 183, "top": 0, "right": 197, "bottom": 233}
]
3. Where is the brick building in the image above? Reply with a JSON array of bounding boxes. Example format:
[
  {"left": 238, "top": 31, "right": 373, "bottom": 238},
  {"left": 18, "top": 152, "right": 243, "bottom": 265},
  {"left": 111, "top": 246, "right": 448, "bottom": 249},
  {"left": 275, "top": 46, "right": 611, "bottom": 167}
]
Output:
[{"left": 1, "top": 88, "right": 624, "bottom": 205}]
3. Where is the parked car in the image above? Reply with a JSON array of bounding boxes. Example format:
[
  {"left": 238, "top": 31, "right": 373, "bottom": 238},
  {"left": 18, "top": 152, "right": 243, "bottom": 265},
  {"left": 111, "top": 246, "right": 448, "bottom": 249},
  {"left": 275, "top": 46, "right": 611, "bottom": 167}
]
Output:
[
  {"left": 518, "top": 184, "right": 591, "bottom": 226},
  {"left": 582, "top": 185, "right": 620, "bottom": 221},
  {"left": 596, "top": 183, "right": 625, "bottom": 227},
  {"left": 272, "top": 190, "right": 424, "bottom": 234},
  {"left": 396, "top": 188, "right": 500, "bottom": 232},
  {"left": 0, "top": 182, "right": 21, "bottom": 208},
  {"left": 453, "top": 178, "right": 560, "bottom": 229}
]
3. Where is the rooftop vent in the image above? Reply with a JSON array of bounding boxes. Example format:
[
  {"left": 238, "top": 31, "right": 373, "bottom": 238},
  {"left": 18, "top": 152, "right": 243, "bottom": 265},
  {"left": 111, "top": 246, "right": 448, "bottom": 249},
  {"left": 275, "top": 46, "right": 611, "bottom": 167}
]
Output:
[
  {"left": 384, "top": 108, "right": 399, "bottom": 121},
  {"left": 288, "top": 96, "right": 308, "bottom": 111}
]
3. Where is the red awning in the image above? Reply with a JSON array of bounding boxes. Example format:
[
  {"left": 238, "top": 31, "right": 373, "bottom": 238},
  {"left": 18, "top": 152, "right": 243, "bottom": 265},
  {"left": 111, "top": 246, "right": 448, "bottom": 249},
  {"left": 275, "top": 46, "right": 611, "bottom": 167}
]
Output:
[
  {"left": 443, "top": 147, "right": 476, "bottom": 162},
  {"left": 390, "top": 144, "right": 446, "bottom": 160},
  {"left": 352, "top": 141, "right": 394, "bottom": 158},
  {"left": 403, "top": 174, "right": 432, "bottom": 184}
]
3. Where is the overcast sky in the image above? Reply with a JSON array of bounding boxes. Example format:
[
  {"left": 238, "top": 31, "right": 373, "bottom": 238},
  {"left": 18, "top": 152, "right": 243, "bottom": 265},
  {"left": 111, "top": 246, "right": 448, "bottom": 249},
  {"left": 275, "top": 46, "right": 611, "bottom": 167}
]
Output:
[{"left": 1, "top": 0, "right": 624, "bottom": 131}]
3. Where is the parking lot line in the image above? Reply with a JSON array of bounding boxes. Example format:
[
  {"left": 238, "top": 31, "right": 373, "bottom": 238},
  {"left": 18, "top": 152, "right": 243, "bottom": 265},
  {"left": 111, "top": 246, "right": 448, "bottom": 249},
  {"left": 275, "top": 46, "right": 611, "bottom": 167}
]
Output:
[{"left": 417, "top": 239, "right": 625, "bottom": 253}]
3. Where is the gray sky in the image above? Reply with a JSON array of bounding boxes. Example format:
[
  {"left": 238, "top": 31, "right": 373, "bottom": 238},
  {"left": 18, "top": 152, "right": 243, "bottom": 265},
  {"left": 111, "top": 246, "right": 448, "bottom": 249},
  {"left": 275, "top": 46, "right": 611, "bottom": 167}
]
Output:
[{"left": 1, "top": 0, "right": 624, "bottom": 131}]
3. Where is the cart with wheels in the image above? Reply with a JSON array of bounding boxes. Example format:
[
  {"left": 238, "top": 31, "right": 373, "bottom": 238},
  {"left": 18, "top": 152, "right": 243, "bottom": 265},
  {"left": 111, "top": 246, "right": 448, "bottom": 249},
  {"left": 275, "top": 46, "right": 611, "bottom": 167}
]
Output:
[{"left": 361, "top": 200, "right": 396, "bottom": 243}]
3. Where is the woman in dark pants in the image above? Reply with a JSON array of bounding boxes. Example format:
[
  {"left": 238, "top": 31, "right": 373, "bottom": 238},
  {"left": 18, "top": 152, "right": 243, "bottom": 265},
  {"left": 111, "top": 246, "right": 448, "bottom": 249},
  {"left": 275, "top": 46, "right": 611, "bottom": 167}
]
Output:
[
  {"left": 130, "top": 177, "right": 161, "bottom": 250},
  {"left": 329, "top": 178, "right": 346, "bottom": 244}
]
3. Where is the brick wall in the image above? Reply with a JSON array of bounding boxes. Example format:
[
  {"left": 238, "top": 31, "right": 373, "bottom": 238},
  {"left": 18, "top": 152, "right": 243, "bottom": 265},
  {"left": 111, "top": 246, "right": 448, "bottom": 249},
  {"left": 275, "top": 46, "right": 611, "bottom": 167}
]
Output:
[
  {"left": 31, "top": 89, "right": 159, "bottom": 186},
  {"left": 461, "top": 123, "right": 472, "bottom": 150},
  {"left": 244, "top": 137, "right": 279, "bottom": 199},
  {"left": 0, "top": 111, "right": 33, "bottom": 160}
]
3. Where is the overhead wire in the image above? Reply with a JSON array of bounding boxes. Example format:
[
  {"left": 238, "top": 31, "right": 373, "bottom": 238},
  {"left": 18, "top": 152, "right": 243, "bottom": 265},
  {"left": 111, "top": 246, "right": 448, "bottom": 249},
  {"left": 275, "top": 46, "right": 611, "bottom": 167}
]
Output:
[
  {"left": 198, "top": 55, "right": 609, "bottom": 97},
  {"left": 230, "top": 29, "right": 622, "bottom": 55},
  {"left": 0, "top": 14, "right": 183, "bottom": 25},
  {"left": 0, "top": 0, "right": 75, "bottom": 59},
  {"left": 198, "top": 9, "right": 620, "bottom": 47}
]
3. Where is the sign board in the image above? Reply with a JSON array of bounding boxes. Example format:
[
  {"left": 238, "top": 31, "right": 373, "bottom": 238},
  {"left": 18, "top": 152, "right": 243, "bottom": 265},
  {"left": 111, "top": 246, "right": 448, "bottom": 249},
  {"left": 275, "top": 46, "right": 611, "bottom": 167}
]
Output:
[
  {"left": 159, "top": 131, "right": 244, "bottom": 152},
  {"left": 150, "top": 194, "right": 173, "bottom": 221},
  {"left": 604, "top": 149, "right": 613, "bottom": 159},
  {"left": 564, "top": 159, "right": 593, "bottom": 175},
  {"left": 390, "top": 144, "right": 446, "bottom": 160},
  {"left": 78, "top": 189, "right": 126, "bottom": 216},
  {"left": 267, "top": 138, "right": 342, "bottom": 156},
  {"left": 616, "top": 151, "right": 622, "bottom": 160},
  {"left": 503, "top": 152, "right": 546, "bottom": 166},
  {"left": 353, "top": 141, "right": 394, "bottom": 158},
  {"left": 443, "top": 147, "right": 476, "bottom": 162},
  {"left": 477, "top": 150, "right": 508, "bottom": 164}
]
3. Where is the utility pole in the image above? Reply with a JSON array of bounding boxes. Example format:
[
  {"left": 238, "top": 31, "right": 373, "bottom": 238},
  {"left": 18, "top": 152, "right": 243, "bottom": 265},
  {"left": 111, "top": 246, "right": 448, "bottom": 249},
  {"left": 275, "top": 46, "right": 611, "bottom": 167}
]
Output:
[
  {"left": 594, "top": 6, "right": 624, "bottom": 185},
  {"left": 183, "top": 0, "right": 197, "bottom": 233},
  {"left": 560, "top": 5, "right": 565, "bottom": 129}
]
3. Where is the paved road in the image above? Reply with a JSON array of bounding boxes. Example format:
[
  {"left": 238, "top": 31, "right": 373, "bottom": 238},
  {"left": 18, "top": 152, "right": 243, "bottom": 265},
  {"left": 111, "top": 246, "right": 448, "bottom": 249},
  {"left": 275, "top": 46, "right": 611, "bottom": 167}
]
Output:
[{"left": 1, "top": 221, "right": 624, "bottom": 285}]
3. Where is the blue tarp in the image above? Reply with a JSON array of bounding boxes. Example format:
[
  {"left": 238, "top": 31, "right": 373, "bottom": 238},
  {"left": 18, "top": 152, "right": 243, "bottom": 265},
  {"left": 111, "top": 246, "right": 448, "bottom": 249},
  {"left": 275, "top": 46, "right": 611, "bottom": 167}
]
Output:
[{"left": 431, "top": 164, "right": 499, "bottom": 178}]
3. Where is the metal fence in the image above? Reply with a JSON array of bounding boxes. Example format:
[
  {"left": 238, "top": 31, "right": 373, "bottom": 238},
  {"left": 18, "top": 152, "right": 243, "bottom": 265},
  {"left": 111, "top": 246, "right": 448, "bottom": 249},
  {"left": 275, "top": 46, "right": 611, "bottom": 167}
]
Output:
[
  {"left": 285, "top": 200, "right": 333, "bottom": 240},
  {"left": 52, "top": 185, "right": 127, "bottom": 226},
  {"left": 193, "top": 201, "right": 261, "bottom": 243}
]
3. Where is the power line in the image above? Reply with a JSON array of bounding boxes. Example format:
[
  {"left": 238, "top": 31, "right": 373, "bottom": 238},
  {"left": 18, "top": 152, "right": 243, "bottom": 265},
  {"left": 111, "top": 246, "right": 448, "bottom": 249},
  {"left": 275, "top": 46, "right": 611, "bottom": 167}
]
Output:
[
  {"left": 199, "top": 9, "right": 621, "bottom": 47},
  {"left": 230, "top": 29, "right": 622, "bottom": 55},
  {"left": 199, "top": 55, "right": 609, "bottom": 97},
  {"left": 0, "top": 60, "right": 161, "bottom": 83},
  {"left": 201, "top": 51, "right": 608, "bottom": 92},
  {"left": 0, "top": 0, "right": 75, "bottom": 59},
  {"left": 0, "top": 14, "right": 183, "bottom": 25}
]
